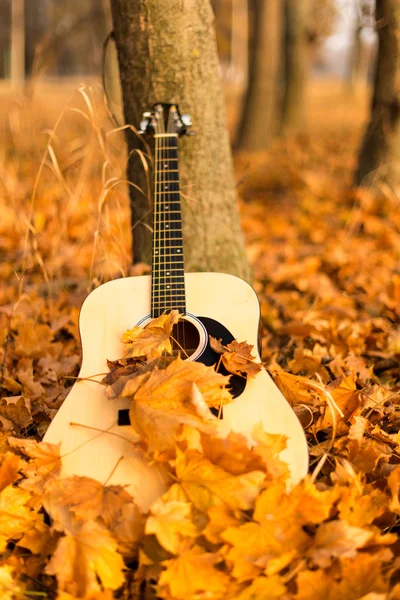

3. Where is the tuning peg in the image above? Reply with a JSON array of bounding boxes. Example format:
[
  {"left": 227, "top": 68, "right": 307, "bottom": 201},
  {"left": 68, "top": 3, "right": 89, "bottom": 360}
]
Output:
[
  {"left": 181, "top": 114, "right": 192, "bottom": 127},
  {"left": 138, "top": 111, "right": 153, "bottom": 135}
]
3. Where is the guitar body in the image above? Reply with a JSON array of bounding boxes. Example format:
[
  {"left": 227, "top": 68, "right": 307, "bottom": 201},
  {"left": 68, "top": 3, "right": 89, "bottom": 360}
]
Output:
[{"left": 44, "top": 272, "right": 308, "bottom": 511}]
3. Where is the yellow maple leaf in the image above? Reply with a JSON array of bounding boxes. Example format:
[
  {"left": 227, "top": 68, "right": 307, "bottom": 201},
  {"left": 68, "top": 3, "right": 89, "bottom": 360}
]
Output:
[
  {"left": 338, "top": 484, "right": 388, "bottom": 527},
  {"left": 254, "top": 477, "right": 337, "bottom": 526},
  {"left": 46, "top": 520, "right": 125, "bottom": 596},
  {"left": 158, "top": 545, "right": 230, "bottom": 600},
  {"left": 17, "top": 517, "right": 51, "bottom": 554},
  {"left": 222, "top": 521, "right": 292, "bottom": 582},
  {"left": 318, "top": 373, "right": 360, "bottom": 431},
  {"left": 0, "top": 452, "right": 21, "bottom": 492},
  {"left": 0, "top": 485, "right": 35, "bottom": 551},
  {"left": 234, "top": 575, "right": 287, "bottom": 600},
  {"left": 175, "top": 448, "right": 265, "bottom": 512},
  {"left": 0, "top": 566, "right": 24, "bottom": 600},
  {"left": 8, "top": 437, "right": 61, "bottom": 493},
  {"left": 210, "top": 337, "right": 262, "bottom": 378},
  {"left": 133, "top": 355, "right": 232, "bottom": 409},
  {"left": 122, "top": 310, "right": 181, "bottom": 362},
  {"left": 269, "top": 368, "right": 320, "bottom": 406},
  {"left": 145, "top": 497, "right": 198, "bottom": 554},
  {"left": 203, "top": 504, "right": 242, "bottom": 544}
]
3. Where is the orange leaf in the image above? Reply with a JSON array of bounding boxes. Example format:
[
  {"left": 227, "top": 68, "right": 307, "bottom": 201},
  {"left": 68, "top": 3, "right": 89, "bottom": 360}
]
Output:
[
  {"left": 210, "top": 337, "right": 262, "bottom": 378},
  {"left": 158, "top": 545, "right": 230, "bottom": 600},
  {"left": 122, "top": 310, "right": 181, "bottom": 362}
]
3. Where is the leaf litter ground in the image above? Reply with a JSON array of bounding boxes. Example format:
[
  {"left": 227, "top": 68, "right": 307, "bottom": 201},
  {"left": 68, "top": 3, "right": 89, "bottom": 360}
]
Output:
[{"left": 2, "top": 81, "right": 400, "bottom": 599}]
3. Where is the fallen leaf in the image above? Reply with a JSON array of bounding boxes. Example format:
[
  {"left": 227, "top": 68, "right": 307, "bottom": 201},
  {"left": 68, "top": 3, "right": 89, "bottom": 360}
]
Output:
[
  {"left": 175, "top": 447, "right": 265, "bottom": 512},
  {"left": 0, "top": 452, "right": 21, "bottom": 492},
  {"left": 210, "top": 337, "right": 262, "bottom": 378},
  {"left": 56, "top": 475, "right": 133, "bottom": 526},
  {"left": 122, "top": 310, "right": 181, "bottom": 362},
  {"left": 46, "top": 520, "right": 125, "bottom": 596},
  {"left": 145, "top": 497, "right": 198, "bottom": 554},
  {"left": 158, "top": 545, "right": 230, "bottom": 600}
]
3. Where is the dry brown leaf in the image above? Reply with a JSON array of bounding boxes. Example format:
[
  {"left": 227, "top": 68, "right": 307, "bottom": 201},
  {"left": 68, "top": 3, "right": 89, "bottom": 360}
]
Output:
[
  {"left": 199, "top": 430, "right": 266, "bottom": 475},
  {"left": 0, "top": 397, "right": 32, "bottom": 430},
  {"left": 210, "top": 337, "right": 262, "bottom": 378},
  {"left": 122, "top": 310, "right": 181, "bottom": 362},
  {"left": 56, "top": 475, "right": 133, "bottom": 526},
  {"left": 269, "top": 368, "right": 320, "bottom": 406},
  {"left": 13, "top": 319, "right": 55, "bottom": 358},
  {"left": 308, "top": 520, "right": 374, "bottom": 567}
]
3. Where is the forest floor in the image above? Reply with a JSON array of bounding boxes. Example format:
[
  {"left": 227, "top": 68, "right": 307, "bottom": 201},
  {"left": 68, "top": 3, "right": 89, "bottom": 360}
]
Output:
[{"left": 2, "top": 79, "right": 400, "bottom": 599}]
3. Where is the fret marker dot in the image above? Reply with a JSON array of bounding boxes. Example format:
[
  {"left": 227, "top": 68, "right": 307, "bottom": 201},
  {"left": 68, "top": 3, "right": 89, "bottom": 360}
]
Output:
[
  {"left": 166, "top": 272, "right": 170, "bottom": 275},
  {"left": 164, "top": 163, "right": 168, "bottom": 168},
  {"left": 166, "top": 205, "right": 169, "bottom": 209},
  {"left": 167, "top": 285, "right": 170, "bottom": 289},
  {"left": 177, "top": 249, "right": 181, "bottom": 253},
  {"left": 166, "top": 224, "right": 169, "bottom": 228},
  {"left": 155, "top": 250, "right": 158, "bottom": 254},
  {"left": 165, "top": 185, "right": 168, "bottom": 190}
]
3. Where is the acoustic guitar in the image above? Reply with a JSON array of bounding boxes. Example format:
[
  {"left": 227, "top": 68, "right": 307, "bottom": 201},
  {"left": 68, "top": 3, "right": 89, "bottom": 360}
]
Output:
[{"left": 44, "top": 104, "right": 308, "bottom": 511}]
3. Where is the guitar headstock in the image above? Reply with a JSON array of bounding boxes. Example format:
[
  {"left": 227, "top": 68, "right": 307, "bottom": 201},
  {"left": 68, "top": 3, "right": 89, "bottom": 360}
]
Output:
[{"left": 138, "top": 103, "right": 193, "bottom": 137}]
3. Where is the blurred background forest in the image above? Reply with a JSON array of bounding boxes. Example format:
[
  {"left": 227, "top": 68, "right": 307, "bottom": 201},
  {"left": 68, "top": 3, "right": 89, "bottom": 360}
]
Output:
[{"left": 0, "top": 0, "right": 378, "bottom": 149}]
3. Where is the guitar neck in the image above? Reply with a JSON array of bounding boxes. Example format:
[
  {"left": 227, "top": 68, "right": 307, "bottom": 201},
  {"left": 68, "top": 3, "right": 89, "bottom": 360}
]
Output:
[{"left": 151, "top": 134, "right": 186, "bottom": 318}]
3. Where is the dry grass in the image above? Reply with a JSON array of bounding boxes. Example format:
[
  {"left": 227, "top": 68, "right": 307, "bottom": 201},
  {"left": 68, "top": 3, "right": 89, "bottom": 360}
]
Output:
[{"left": 0, "top": 76, "right": 370, "bottom": 308}]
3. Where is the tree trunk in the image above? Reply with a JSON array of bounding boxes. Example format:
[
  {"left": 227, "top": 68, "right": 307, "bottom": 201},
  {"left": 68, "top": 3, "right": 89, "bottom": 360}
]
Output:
[
  {"left": 280, "top": 0, "right": 309, "bottom": 133},
  {"left": 346, "top": 22, "right": 363, "bottom": 92},
  {"left": 110, "top": 0, "right": 251, "bottom": 280},
  {"left": 234, "top": 0, "right": 282, "bottom": 151},
  {"left": 11, "top": 0, "right": 25, "bottom": 86},
  {"left": 356, "top": 0, "right": 400, "bottom": 186},
  {"left": 231, "top": 0, "right": 248, "bottom": 83}
]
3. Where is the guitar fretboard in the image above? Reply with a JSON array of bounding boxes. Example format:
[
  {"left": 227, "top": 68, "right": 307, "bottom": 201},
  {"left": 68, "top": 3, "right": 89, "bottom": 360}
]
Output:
[{"left": 151, "top": 134, "right": 186, "bottom": 318}]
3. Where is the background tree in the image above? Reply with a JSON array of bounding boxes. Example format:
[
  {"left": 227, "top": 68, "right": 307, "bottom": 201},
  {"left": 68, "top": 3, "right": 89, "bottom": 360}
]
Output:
[
  {"left": 280, "top": 0, "right": 310, "bottom": 133},
  {"left": 356, "top": 0, "right": 400, "bottom": 186},
  {"left": 110, "top": 0, "right": 251, "bottom": 280},
  {"left": 235, "top": 0, "right": 282, "bottom": 150},
  {"left": 11, "top": 0, "right": 25, "bottom": 86}
]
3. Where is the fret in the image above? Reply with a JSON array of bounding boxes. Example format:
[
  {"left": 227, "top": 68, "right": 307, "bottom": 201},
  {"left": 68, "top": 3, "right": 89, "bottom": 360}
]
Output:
[
  {"left": 151, "top": 296, "right": 186, "bottom": 301},
  {"left": 153, "top": 219, "right": 183, "bottom": 223},
  {"left": 155, "top": 191, "right": 181, "bottom": 196},
  {"left": 152, "top": 277, "right": 185, "bottom": 281},
  {"left": 152, "top": 281, "right": 185, "bottom": 286},
  {"left": 153, "top": 259, "right": 184, "bottom": 264}
]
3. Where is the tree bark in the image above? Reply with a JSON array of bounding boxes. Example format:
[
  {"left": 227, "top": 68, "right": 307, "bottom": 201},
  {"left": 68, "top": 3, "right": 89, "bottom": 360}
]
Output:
[
  {"left": 110, "top": 0, "right": 251, "bottom": 280},
  {"left": 356, "top": 0, "right": 400, "bottom": 186},
  {"left": 280, "top": 0, "right": 310, "bottom": 133},
  {"left": 235, "top": 0, "right": 282, "bottom": 151},
  {"left": 11, "top": 0, "right": 25, "bottom": 86}
]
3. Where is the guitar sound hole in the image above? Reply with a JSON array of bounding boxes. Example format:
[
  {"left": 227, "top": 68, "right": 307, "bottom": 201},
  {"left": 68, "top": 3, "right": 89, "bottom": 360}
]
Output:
[{"left": 171, "top": 320, "right": 200, "bottom": 358}]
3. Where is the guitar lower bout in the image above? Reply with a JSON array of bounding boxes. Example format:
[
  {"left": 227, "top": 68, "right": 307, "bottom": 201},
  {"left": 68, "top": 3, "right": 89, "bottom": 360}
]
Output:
[{"left": 44, "top": 272, "right": 309, "bottom": 511}]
